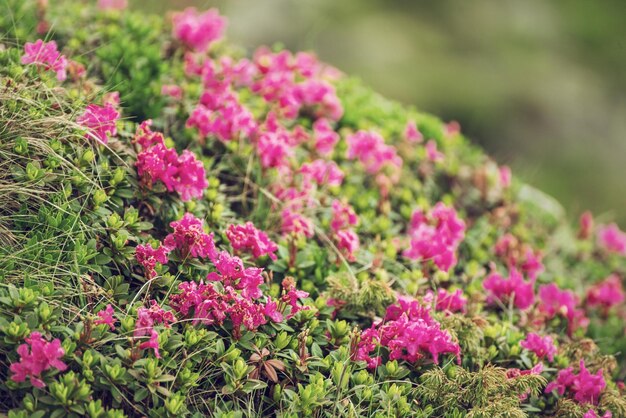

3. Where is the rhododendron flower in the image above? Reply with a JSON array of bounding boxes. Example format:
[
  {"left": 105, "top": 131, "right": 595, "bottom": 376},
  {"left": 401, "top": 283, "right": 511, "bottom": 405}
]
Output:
[
  {"left": 483, "top": 268, "right": 535, "bottom": 310},
  {"left": 94, "top": 304, "right": 117, "bottom": 330},
  {"left": 161, "top": 84, "right": 183, "bottom": 100},
  {"left": 263, "top": 297, "right": 284, "bottom": 322},
  {"left": 208, "top": 251, "right": 264, "bottom": 300},
  {"left": 313, "top": 118, "right": 340, "bottom": 156},
  {"left": 164, "top": 213, "right": 217, "bottom": 260},
  {"left": 77, "top": 103, "right": 120, "bottom": 144},
  {"left": 172, "top": 8, "right": 227, "bottom": 52},
  {"left": 403, "top": 203, "right": 465, "bottom": 272},
  {"left": 346, "top": 130, "right": 402, "bottom": 175},
  {"left": 597, "top": 223, "right": 626, "bottom": 255},
  {"left": 404, "top": 120, "right": 423, "bottom": 143},
  {"left": 586, "top": 274, "right": 625, "bottom": 309},
  {"left": 136, "top": 243, "right": 170, "bottom": 280},
  {"left": 226, "top": 222, "right": 278, "bottom": 260},
  {"left": 425, "top": 140, "right": 444, "bottom": 162},
  {"left": 97, "top": 0, "right": 127, "bottom": 10},
  {"left": 545, "top": 360, "right": 605, "bottom": 405},
  {"left": 102, "top": 91, "right": 120, "bottom": 108},
  {"left": 21, "top": 39, "right": 68, "bottom": 81},
  {"left": 445, "top": 120, "right": 461, "bottom": 136},
  {"left": 281, "top": 209, "right": 314, "bottom": 238},
  {"left": 499, "top": 165, "right": 512, "bottom": 188},
  {"left": 330, "top": 200, "right": 358, "bottom": 232},
  {"left": 579, "top": 211, "right": 594, "bottom": 239},
  {"left": 174, "top": 150, "right": 209, "bottom": 201},
  {"left": 300, "top": 159, "right": 344, "bottom": 187},
  {"left": 281, "top": 277, "right": 310, "bottom": 318},
  {"left": 139, "top": 329, "right": 161, "bottom": 358},
  {"left": 520, "top": 333, "right": 556, "bottom": 362},
  {"left": 10, "top": 332, "right": 67, "bottom": 388},
  {"left": 539, "top": 283, "right": 589, "bottom": 336},
  {"left": 335, "top": 229, "right": 360, "bottom": 262},
  {"left": 187, "top": 101, "right": 256, "bottom": 143},
  {"left": 434, "top": 288, "right": 467, "bottom": 313},
  {"left": 355, "top": 298, "right": 460, "bottom": 368}
]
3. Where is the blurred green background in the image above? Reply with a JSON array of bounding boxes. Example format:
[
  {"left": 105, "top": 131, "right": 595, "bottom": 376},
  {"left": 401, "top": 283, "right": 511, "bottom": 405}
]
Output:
[{"left": 144, "top": 0, "right": 626, "bottom": 224}]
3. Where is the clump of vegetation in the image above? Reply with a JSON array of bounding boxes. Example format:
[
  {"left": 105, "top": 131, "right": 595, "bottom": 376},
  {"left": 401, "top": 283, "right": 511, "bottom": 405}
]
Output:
[{"left": 0, "top": 1, "right": 625, "bottom": 417}]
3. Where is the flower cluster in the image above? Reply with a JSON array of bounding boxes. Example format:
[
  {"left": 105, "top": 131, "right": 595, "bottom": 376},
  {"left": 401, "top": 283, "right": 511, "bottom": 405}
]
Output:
[
  {"left": 21, "top": 40, "right": 68, "bottom": 81},
  {"left": 404, "top": 120, "right": 423, "bottom": 143},
  {"left": 403, "top": 202, "right": 466, "bottom": 271},
  {"left": 134, "top": 301, "right": 176, "bottom": 359},
  {"left": 355, "top": 298, "right": 460, "bottom": 369},
  {"left": 208, "top": 251, "right": 265, "bottom": 299},
  {"left": 313, "top": 118, "right": 340, "bottom": 156},
  {"left": 300, "top": 159, "right": 344, "bottom": 188},
  {"left": 538, "top": 284, "right": 589, "bottom": 336},
  {"left": 164, "top": 213, "right": 217, "bottom": 260},
  {"left": 346, "top": 130, "right": 402, "bottom": 175},
  {"left": 135, "top": 121, "right": 208, "bottom": 201},
  {"left": 94, "top": 304, "right": 117, "bottom": 330},
  {"left": 483, "top": 268, "right": 535, "bottom": 310},
  {"left": 493, "top": 234, "right": 544, "bottom": 280},
  {"left": 9, "top": 332, "right": 67, "bottom": 388},
  {"left": 432, "top": 288, "right": 467, "bottom": 313},
  {"left": 172, "top": 8, "right": 227, "bottom": 52},
  {"left": 597, "top": 223, "right": 626, "bottom": 255},
  {"left": 329, "top": 200, "right": 360, "bottom": 262},
  {"left": 586, "top": 274, "right": 625, "bottom": 310},
  {"left": 135, "top": 243, "right": 170, "bottom": 280},
  {"left": 226, "top": 222, "right": 278, "bottom": 260},
  {"left": 77, "top": 103, "right": 120, "bottom": 144},
  {"left": 520, "top": 333, "right": 557, "bottom": 362},
  {"left": 97, "top": 0, "right": 127, "bottom": 10},
  {"left": 545, "top": 360, "right": 606, "bottom": 405}
]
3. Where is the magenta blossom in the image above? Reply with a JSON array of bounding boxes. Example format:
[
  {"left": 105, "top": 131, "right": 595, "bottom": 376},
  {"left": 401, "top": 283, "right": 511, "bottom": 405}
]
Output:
[
  {"left": 208, "top": 251, "right": 264, "bottom": 300},
  {"left": 597, "top": 223, "right": 626, "bottom": 255},
  {"left": 281, "top": 209, "right": 314, "bottom": 238},
  {"left": 164, "top": 213, "right": 217, "bottom": 260},
  {"left": 499, "top": 165, "right": 512, "bottom": 188},
  {"left": 10, "top": 332, "right": 67, "bottom": 388},
  {"left": 172, "top": 8, "right": 227, "bottom": 52},
  {"left": 97, "top": 0, "right": 127, "bottom": 10},
  {"left": 483, "top": 268, "right": 535, "bottom": 310},
  {"left": 520, "top": 333, "right": 557, "bottom": 362},
  {"left": 21, "top": 39, "right": 68, "bottom": 81},
  {"left": 77, "top": 103, "right": 120, "bottom": 144},
  {"left": 346, "top": 130, "right": 402, "bottom": 175},
  {"left": 545, "top": 360, "right": 605, "bottom": 405},
  {"left": 335, "top": 229, "right": 360, "bottom": 262},
  {"left": 161, "top": 84, "right": 183, "bottom": 100},
  {"left": 136, "top": 243, "right": 170, "bottom": 280},
  {"left": 404, "top": 120, "right": 423, "bottom": 143},
  {"left": 586, "top": 274, "right": 625, "bottom": 309},
  {"left": 331, "top": 200, "right": 359, "bottom": 233},
  {"left": 434, "top": 288, "right": 467, "bottom": 313},
  {"left": 94, "top": 304, "right": 117, "bottom": 330},
  {"left": 425, "top": 140, "right": 444, "bottom": 162},
  {"left": 403, "top": 202, "right": 465, "bottom": 272},
  {"left": 538, "top": 283, "right": 589, "bottom": 336},
  {"left": 579, "top": 211, "right": 594, "bottom": 240},
  {"left": 313, "top": 118, "right": 340, "bottom": 156},
  {"left": 300, "top": 159, "right": 344, "bottom": 188},
  {"left": 226, "top": 222, "right": 278, "bottom": 260}
]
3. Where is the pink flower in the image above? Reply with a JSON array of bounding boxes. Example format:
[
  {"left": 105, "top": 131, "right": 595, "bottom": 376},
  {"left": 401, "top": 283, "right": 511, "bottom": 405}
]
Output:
[
  {"left": 21, "top": 39, "right": 68, "bottom": 81},
  {"left": 174, "top": 150, "right": 209, "bottom": 201},
  {"left": 281, "top": 278, "right": 310, "bottom": 319},
  {"left": 164, "top": 213, "right": 217, "bottom": 260},
  {"left": 584, "top": 410, "right": 612, "bottom": 418},
  {"left": 10, "top": 332, "right": 67, "bottom": 388},
  {"left": 187, "top": 101, "right": 256, "bottom": 143},
  {"left": 335, "top": 229, "right": 360, "bottom": 262},
  {"left": 434, "top": 288, "right": 467, "bottom": 313},
  {"left": 161, "top": 84, "right": 183, "bottom": 100},
  {"left": 139, "top": 329, "right": 161, "bottom": 359},
  {"left": 586, "top": 274, "right": 625, "bottom": 309},
  {"left": 483, "top": 268, "right": 535, "bottom": 310},
  {"left": 499, "top": 165, "right": 512, "bottom": 188},
  {"left": 94, "top": 304, "right": 117, "bottom": 330},
  {"left": 404, "top": 120, "right": 423, "bottom": 143},
  {"left": 539, "top": 284, "right": 589, "bottom": 336},
  {"left": 313, "top": 118, "right": 340, "bottom": 156},
  {"left": 346, "top": 130, "right": 402, "bottom": 175},
  {"left": 579, "top": 211, "right": 594, "bottom": 240},
  {"left": 281, "top": 209, "right": 314, "bottom": 238},
  {"left": 520, "top": 333, "right": 557, "bottom": 362},
  {"left": 208, "top": 251, "right": 265, "bottom": 300},
  {"left": 136, "top": 243, "right": 170, "bottom": 280},
  {"left": 403, "top": 203, "right": 465, "bottom": 272},
  {"left": 97, "top": 0, "right": 127, "bottom": 10},
  {"left": 263, "top": 298, "right": 284, "bottom": 322},
  {"left": 425, "top": 140, "right": 444, "bottom": 162},
  {"left": 226, "top": 222, "right": 278, "bottom": 260},
  {"left": 103, "top": 91, "right": 120, "bottom": 108},
  {"left": 330, "top": 200, "right": 358, "bottom": 232},
  {"left": 545, "top": 360, "right": 605, "bottom": 405},
  {"left": 355, "top": 298, "right": 460, "bottom": 369},
  {"left": 300, "top": 159, "right": 344, "bottom": 187},
  {"left": 597, "top": 223, "right": 626, "bottom": 255},
  {"left": 172, "top": 8, "right": 227, "bottom": 52},
  {"left": 77, "top": 103, "right": 120, "bottom": 144}
]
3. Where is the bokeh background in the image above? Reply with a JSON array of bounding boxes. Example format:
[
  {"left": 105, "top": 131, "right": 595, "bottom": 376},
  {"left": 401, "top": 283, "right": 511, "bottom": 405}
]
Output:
[{"left": 145, "top": 0, "right": 626, "bottom": 224}]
